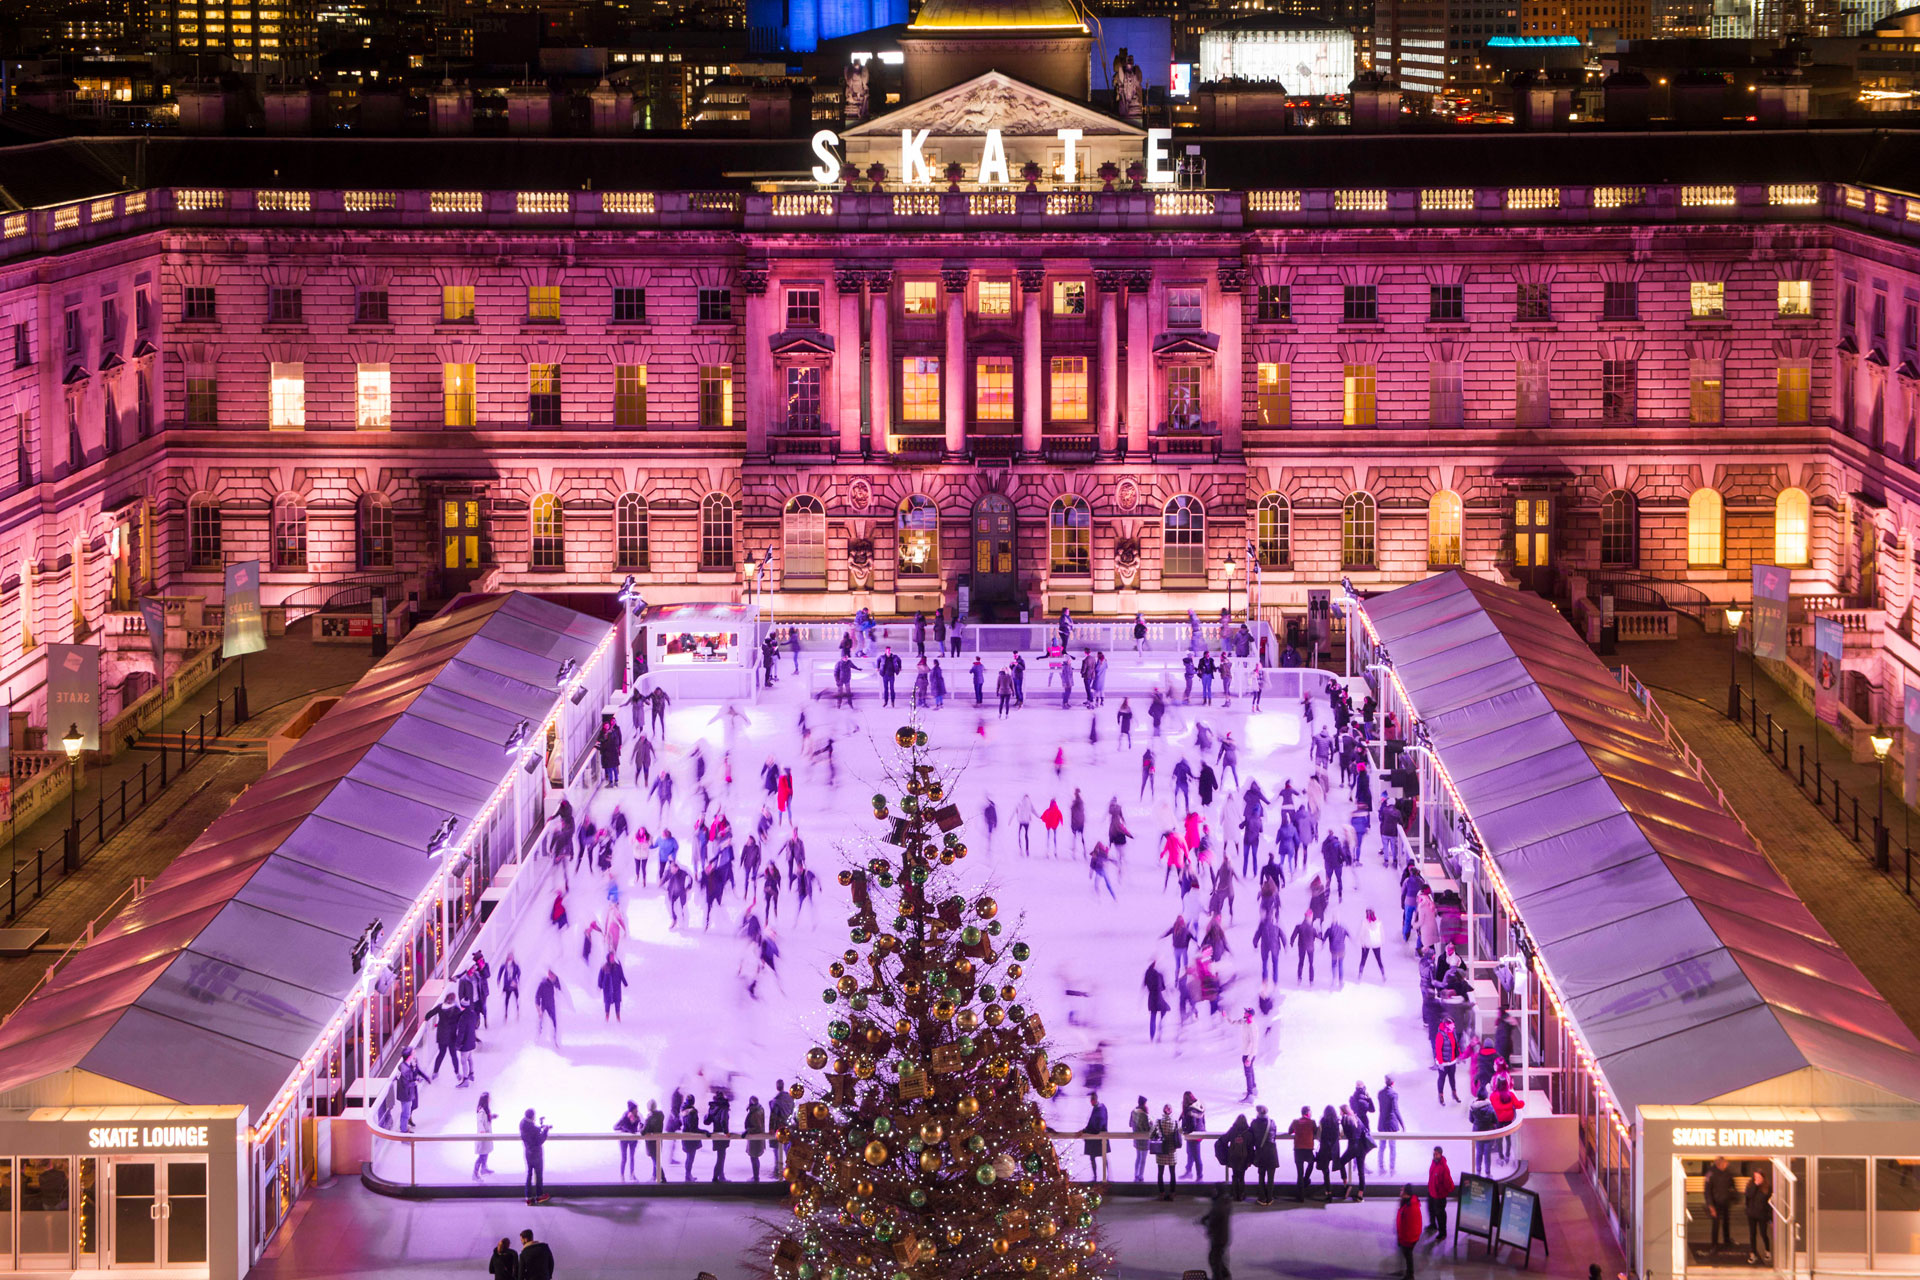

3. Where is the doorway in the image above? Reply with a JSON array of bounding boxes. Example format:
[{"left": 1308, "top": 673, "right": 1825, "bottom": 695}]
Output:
[
  {"left": 1677, "top": 1156, "right": 1798, "bottom": 1277},
  {"left": 970, "top": 494, "right": 1018, "bottom": 620},
  {"left": 109, "top": 1157, "right": 207, "bottom": 1268},
  {"left": 1512, "top": 493, "right": 1554, "bottom": 594},
  {"left": 441, "top": 496, "right": 484, "bottom": 594}
]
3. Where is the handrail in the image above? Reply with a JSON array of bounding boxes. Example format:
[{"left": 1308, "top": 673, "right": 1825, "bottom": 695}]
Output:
[
  {"left": 278, "top": 571, "right": 406, "bottom": 624},
  {"left": 1586, "top": 569, "right": 1715, "bottom": 620}
]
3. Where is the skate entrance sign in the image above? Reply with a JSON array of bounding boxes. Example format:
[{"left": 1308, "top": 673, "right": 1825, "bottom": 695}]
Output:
[
  {"left": 1495, "top": 1183, "right": 1548, "bottom": 1268},
  {"left": 1453, "top": 1173, "right": 1498, "bottom": 1255}
]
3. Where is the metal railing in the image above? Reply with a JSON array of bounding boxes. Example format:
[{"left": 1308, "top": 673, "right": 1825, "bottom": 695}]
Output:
[
  {"left": 1728, "top": 681, "right": 1919, "bottom": 902},
  {"left": 0, "top": 682, "right": 246, "bottom": 923},
  {"left": 363, "top": 1116, "right": 1525, "bottom": 1193}
]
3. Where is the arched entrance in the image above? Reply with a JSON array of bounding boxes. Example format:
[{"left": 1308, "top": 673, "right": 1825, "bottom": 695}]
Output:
[{"left": 970, "top": 494, "right": 1018, "bottom": 620}]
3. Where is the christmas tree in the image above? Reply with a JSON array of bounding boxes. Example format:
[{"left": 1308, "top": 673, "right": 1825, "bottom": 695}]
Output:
[{"left": 766, "top": 723, "right": 1110, "bottom": 1280}]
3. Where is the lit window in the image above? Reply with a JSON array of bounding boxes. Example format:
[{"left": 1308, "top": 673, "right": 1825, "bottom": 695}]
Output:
[
  {"left": 1255, "top": 493, "right": 1289, "bottom": 568},
  {"left": 1343, "top": 365, "right": 1376, "bottom": 426},
  {"left": 268, "top": 361, "right": 305, "bottom": 429},
  {"left": 700, "top": 493, "right": 734, "bottom": 569},
  {"left": 527, "top": 285, "right": 561, "bottom": 322},
  {"left": 1166, "top": 365, "right": 1202, "bottom": 425},
  {"left": 898, "top": 494, "right": 938, "bottom": 576},
  {"left": 1163, "top": 496, "right": 1206, "bottom": 580},
  {"left": 530, "top": 493, "right": 565, "bottom": 570},
  {"left": 1600, "top": 490, "right": 1637, "bottom": 567},
  {"left": 900, "top": 358, "right": 941, "bottom": 421},
  {"left": 1776, "top": 364, "right": 1810, "bottom": 423},
  {"left": 1049, "top": 356, "right": 1088, "bottom": 421},
  {"left": 783, "top": 495, "right": 826, "bottom": 584},
  {"left": 1052, "top": 281, "right": 1086, "bottom": 316},
  {"left": 786, "top": 288, "right": 822, "bottom": 329},
  {"left": 615, "top": 365, "right": 647, "bottom": 427},
  {"left": 1774, "top": 487, "right": 1810, "bottom": 565},
  {"left": 442, "top": 285, "right": 475, "bottom": 322},
  {"left": 903, "top": 281, "right": 939, "bottom": 316},
  {"left": 786, "top": 367, "right": 822, "bottom": 431},
  {"left": 1167, "top": 286, "right": 1203, "bottom": 329},
  {"left": 271, "top": 494, "right": 307, "bottom": 569},
  {"left": 700, "top": 365, "right": 733, "bottom": 427},
  {"left": 976, "top": 357, "right": 1014, "bottom": 421},
  {"left": 977, "top": 281, "right": 1012, "bottom": 316},
  {"left": 528, "top": 364, "right": 562, "bottom": 426},
  {"left": 1777, "top": 280, "right": 1812, "bottom": 317},
  {"left": 1428, "top": 490, "right": 1463, "bottom": 565},
  {"left": 615, "top": 493, "right": 649, "bottom": 570},
  {"left": 1049, "top": 496, "right": 1091, "bottom": 575},
  {"left": 1687, "top": 488, "right": 1723, "bottom": 566},
  {"left": 1257, "top": 363, "right": 1289, "bottom": 427},
  {"left": 443, "top": 363, "right": 476, "bottom": 427},
  {"left": 1690, "top": 369, "right": 1723, "bottom": 424},
  {"left": 1342, "top": 492, "right": 1376, "bottom": 568},
  {"left": 1689, "top": 281, "right": 1726, "bottom": 319}
]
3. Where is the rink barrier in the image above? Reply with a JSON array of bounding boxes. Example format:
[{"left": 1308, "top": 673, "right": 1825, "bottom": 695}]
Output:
[
  {"left": 804, "top": 656, "right": 1340, "bottom": 705},
  {"left": 779, "top": 619, "right": 1280, "bottom": 661},
  {"left": 361, "top": 1118, "right": 1524, "bottom": 1197}
]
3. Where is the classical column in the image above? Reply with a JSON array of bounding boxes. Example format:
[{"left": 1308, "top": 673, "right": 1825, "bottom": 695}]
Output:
[
  {"left": 1095, "top": 270, "right": 1123, "bottom": 456},
  {"left": 1216, "top": 264, "right": 1245, "bottom": 455},
  {"left": 741, "top": 265, "right": 771, "bottom": 454},
  {"left": 868, "top": 269, "right": 893, "bottom": 456},
  {"left": 1020, "top": 267, "right": 1045, "bottom": 457},
  {"left": 1125, "top": 270, "right": 1152, "bottom": 456},
  {"left": 943, "top": 267, "right": 968, "bottom": 457},
  {"left": 836, "top": 268, "right": 864, "bottom": 457}
]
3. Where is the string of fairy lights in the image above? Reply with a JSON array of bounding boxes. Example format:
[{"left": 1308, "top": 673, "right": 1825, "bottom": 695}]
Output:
[
  {"left": 771, "top": 723, "right": 1108, "bottom": 1280},
  {"left": 1343, "top": 587, "right": 1636, "bottom": 1149}
]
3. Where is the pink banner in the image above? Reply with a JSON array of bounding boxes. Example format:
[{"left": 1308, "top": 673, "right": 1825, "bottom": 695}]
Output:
[{"left": 1813, "top": 617, "right": 1844, "bottom": 727}]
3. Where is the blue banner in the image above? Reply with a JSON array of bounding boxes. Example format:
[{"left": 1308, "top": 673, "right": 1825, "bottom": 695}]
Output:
[
  {"left": 1750, "top": 564, "right": 1790, "bottom": 662},
  {"left": 222, "top": 560, "right": 265, "bottom": 659},
  {"left": 1813, "top": 616, "right": 1843, "bottom": 727}
]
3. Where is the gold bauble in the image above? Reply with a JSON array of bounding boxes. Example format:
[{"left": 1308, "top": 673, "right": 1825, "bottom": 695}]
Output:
[
  {"left": 991, "top": 1238, "right": 1012, "bottom": 1256},
  {"left": 837, "top": 975, "right": 858, "bottom": 995},
  {"left": 832, "top": 1057, "right": 851, "bottom": 1074},
  {"left": 793, "top": 1200, "right": 809, "bottom": 1218},
  {"left": 1019, "top": 1179, "right": 1037, "bottom": 1197},
  {"left": 946, "top": 1226, "right": 965, "bottom": 1246},
  {"left": 1068, "top": 1262, "right": 1080, "bottom": 1274},
  {"left": 1020, "top": 1256, "right": 1039, "bottom": 1271},
  {"left": 987, "top": 1058, "right": 1012, "bottom": 1079},
  {"left": 1001, "top": 984, "right": 1018, "bottom": 1001},
  {"left": 863, "top": 1026, "right": 886, "bottom": 1046},
  {"left": 854, "top": 1058, "right": 876, "bottom": 1079},
  {"left": 953, "top": 844, "right": 968, "bottom": 859},
  {"left": 1050, "top": 1062, "right": 1074, "bottom": 1087},
  {"left": 940, "top": 852, "right": 955, "bottom": 865},
  {"left": 790, "top": 1083, "right": 807, "bottom": 1099},
  {"left": 829, "top": 961, "right": 846, "bottom": 978},
  {"left": 844, "top": 949, "right": 861, "bottom": 965},
  {"left": 855, "top": 1178, "right": 875, "bottom": 1197},
  {"left": 957, "top": 1095, "right": 980, "bottom": 1117},
  {"left": 902, "top": 979, "right": 924, "bottom": 997},
  {"left": 919, "top": 1120, "right": 944, "bottom": 1144},
  {"left": 984, "top": 1005, "right": 1006, "bottom": 1027},
  {"left": 789, "top": 1180, "right": 806, "bottom": 1197},
  {"left": 977, "top": 897, "right": 999, "bottom": 919},
  {"left": 863, "top": 1140, "right": 889, "bottom": 1165},
  {"left": 1008, "top": 964, "right": 1024, "bottom": 979},
  {"left": 806, "top": 1047, "right": 829, "bottom": 1070},
  {"left": 855, "top": 1253, "right": 873, "bottom": 1268},
  {"left": 877, "top": 934, "right": 899, "bottom": 952},
  {"left": 1038, "top": 1219, "right": 1058, "bottom": 1239},
  {"left": 1083, "top": 1239, "right": 1098, "bottom": 1255},
  {"left": 932, "top": 1000, "right": 956, "bottom": 1021},
  {"left": 1033, "top": 1113, "right": 1050, "bottom": 1133},
  {"left": 956, "top": 1008, "right": 981, "bottom": 1032},
  {"left": 952, "top": 957, "right": 974, "bottom": 977},
  {"left": 920, "top": 1150, "right": 943, "bottom": 1172}
]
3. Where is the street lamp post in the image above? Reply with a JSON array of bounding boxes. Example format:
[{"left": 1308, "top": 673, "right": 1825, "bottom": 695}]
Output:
[
  {"left": 61, "top": 722, "right": 82, "bottom": 873},
  {"left": 1224, "top": 552, "right": 1237, "bottom": 626},
  {"left": 1724, "top": 605, "right": 1746, "bottom": 721},
  {"left": 1873, "top": 728, "right": 1894, "bottom": 872}
]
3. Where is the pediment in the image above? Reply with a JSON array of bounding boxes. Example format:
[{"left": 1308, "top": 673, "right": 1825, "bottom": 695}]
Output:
[
  {"left": 845, "top": 70, "right": 1140, "bottom": 139},
  {"left": 1153, "top": 332, "right": 1220, "bottom": 358},
  {"left": 62, "top": 365, "right": 89, "bottom": 385},
  {"left": 99, "top": 353, "right": 124, "bottom": 372},
  {"left": 770, "top": 330, "right": 836, "bottom": 358}
]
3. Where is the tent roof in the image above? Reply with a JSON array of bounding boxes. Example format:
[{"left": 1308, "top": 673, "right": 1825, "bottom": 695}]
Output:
[
  {"left": 1362, "top": 571, "right": 1920, "bottom": 1113},
  {"left": 0, "top": 592, "right": 611, "bottom": 1117}
]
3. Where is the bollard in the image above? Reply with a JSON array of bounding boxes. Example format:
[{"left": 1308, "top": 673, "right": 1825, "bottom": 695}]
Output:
[
  {"left": 1851, "top": 794, "right": 1860, "bottom": 841},
  {"left": 1798, "top": 744, "right": 1806, "bottom": 787},
  {"left": 1766, "top": 713, "right": 1775, "bottom": 756}
]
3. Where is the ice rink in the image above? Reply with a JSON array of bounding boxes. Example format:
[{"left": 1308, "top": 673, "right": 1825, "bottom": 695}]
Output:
[{"left": 394, "top": 658, "right": 1478, "bottom": 1187}]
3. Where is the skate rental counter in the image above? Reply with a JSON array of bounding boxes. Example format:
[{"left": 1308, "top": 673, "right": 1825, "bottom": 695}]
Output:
[
  {"left": 635, "top": 601, "right": 759, "bottom": 702},
  {"left": 1347, "top": 571, "right": 1920, "bottom": 1280},
  {"left": 0, "top": 592, "right": 616, "bottom": 1278}
]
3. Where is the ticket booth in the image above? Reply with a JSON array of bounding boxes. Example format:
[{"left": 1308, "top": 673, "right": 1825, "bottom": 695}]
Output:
[{"left": 635, "top": 602, "right": 759, "bottom": 701}]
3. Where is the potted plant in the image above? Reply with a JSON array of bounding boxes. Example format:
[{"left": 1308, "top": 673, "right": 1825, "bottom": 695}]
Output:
[
  {"left": 1021, "top": 159, "right": 1044, "bottom": 192},
  {"left": 944, "top": 160, "right": 965, "bottom": 192},
  {"left": 1096, "top": 160, "right": 1120, "bottom": 192},
  {"left": 1125, "top": 159, "right": 1147, "bottom": 189},
  {"left": 866, "top": 161, "right": 887, "bottom": 192}
]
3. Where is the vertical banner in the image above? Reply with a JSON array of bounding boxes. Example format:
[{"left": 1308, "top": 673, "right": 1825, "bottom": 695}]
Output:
[
  {"left": 138, "top": 596, "right": 167, "bottom": 683},
  {"left": 1813, "top": 616, "right": 1844, "bottom": 727},
  {"left": 222, "top": 560, "right": 265, "bottom": 659},
  {"left": 1904, "top": 685, "right": 1920, "bottom": 806},
  {"left": 1750, "top": 564, "right": 1791, "bottom": 662},
  {"left": 47, "top": 643, "right": 100, "bottom": 750}
]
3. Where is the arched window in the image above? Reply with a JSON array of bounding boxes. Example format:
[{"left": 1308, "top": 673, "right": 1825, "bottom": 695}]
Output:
[
  {"left": 616, "top": 494, "right": 649, "bottom": 571},
  {"left": 1342, "top": 492, "right": 1377, "bottom": 568},
  {"left": 1600, "top": 490, "right": 1637, "bottom": 568},
  {"left": 1687, "top": 488, "right": 1723, "bottom": 567},
  {"left": 1428, "top": 490, "right": 1463, "bottom": 566},
  {"left": 1774, "top": 487, "right": 1810, "bottom": 566},
  {"left": 272, "top": 494, "right": 307, "bottom": 570},
  {"left": 700, "top": 493, "right": 735, "bottom": 571},
  {"left": 187, "top": 493, "right": 222, "bottom": 570},
  {"left": 1255, "top": 493, "right": 1290, "bottom": 569},
  {"left": 783, "top": 494, "right": 826, "bottom": 585},
  {"left": 1163, "top": 495, "right": 1207, "bottom": 582},
  {"left": 898, "top": 494, "right": 939, "bottom": 577},
  {"left": 1049, "top": 496, "right": 1091, "bottom": 576},
  {"left": 530, "top": 493, "right": 565, "bottom": 571},
  {"left": 359, "top": 493, "right": 394, "bottom": 569}
]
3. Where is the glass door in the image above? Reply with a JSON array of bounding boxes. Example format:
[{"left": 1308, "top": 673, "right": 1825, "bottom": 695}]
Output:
[
  {"left": 161, "top": 1160, "right": 207, "bottom": 1266},
  {"left": 1772, "top": 1157, "right": 1798, "bottom": 1276},
  {"left": 19, "top": 1158, "right": 71, "bottom": 1270},
  {"left": 110, "top": 1161, "right": 157, "bottom": 1267},
  {"left": 441, "top": 497, "right": 483, "bottom": 593},
  {"left": 1512, "top": 493, "right": 1554, "bottom": 594},
  {"left": 110, "top": 1159, "right": 206, "bottom": 1269}
]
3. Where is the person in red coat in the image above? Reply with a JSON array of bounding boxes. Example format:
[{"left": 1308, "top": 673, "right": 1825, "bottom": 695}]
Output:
[
  {"left": 1426, "top": 1147, "right": 1456, "bottom": 1238},
  {"left": 1395, "top": 1185, "right": 1425, "bottom": 1279}
]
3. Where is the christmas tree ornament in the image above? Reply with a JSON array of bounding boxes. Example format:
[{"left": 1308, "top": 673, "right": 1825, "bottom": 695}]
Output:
[
  {"left": 975, "top": 1164, "right": 997, "bottom": 1185},
  {"left": 967, "top": 1134, "right": 987, "bottom": 1153},
  {"left": 806, "top": 1048, "right": 828, "bottom": 1069},
  {"left": 1020, "top": 1254, "right": 1040, "bottom": 1271},
  {"left": 945, "top": 1227, "right": 965, "bottom": 1246},
  {"left": 992, "top": 1237, "right": 1012, "bottom": 1256},
  {"left": 855, "top": 1179, "right": 875, "bottom": 1197},
  {"left": 1050, "top": 1062, "right": 1074, "bottom": 1087},
  {"left": 956, "top": 1095, "right": 980, "bottom": 1117},
  {"left": 872, "top": 1116, "right": 892, "bottom": 1136},
  {"left": 989, "top": 920, "right": 1003, "bottom": 935},
  {"left": 956, "top": 1008, "right": 980, "bottom": 1032},
  {"left": 894, "top": 727, "right": 916, "bottom": 748},
  {"left": 987, "top": 1058, "right": 1012, "bottom": 1079},
  {"left": 977, "top": 897, "right": 998, "bottom": 919},
  {"left": 984, "top": 1004, "right": 1006, "bottom": 1026},
  {"left": 918, "top": 1150, "right": 942, "bottom": 1172},
  {"left": 1008, "top": 963, "right": 1024, "bottom": 979},
  {"left": 822, "top": 989, "right": 838, "bottom": 1004},
  {"left": 1012, "top": 942, "right": 1032, "bottom": 961},
  {"left": 863, "top": 1140, "right": 889, "bottom": 1165},
  {"left": 918, "top": 1120, "right": 943, "bottom": 1143}
]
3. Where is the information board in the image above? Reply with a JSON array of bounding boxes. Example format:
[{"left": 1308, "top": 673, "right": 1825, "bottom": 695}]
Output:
[
  {"left": 1453, "top": 1173, "right": 1499, "bottom": 1253},
  {"left": 1496, "top": 1183, "right": 1549, "bottom": 1267}
]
